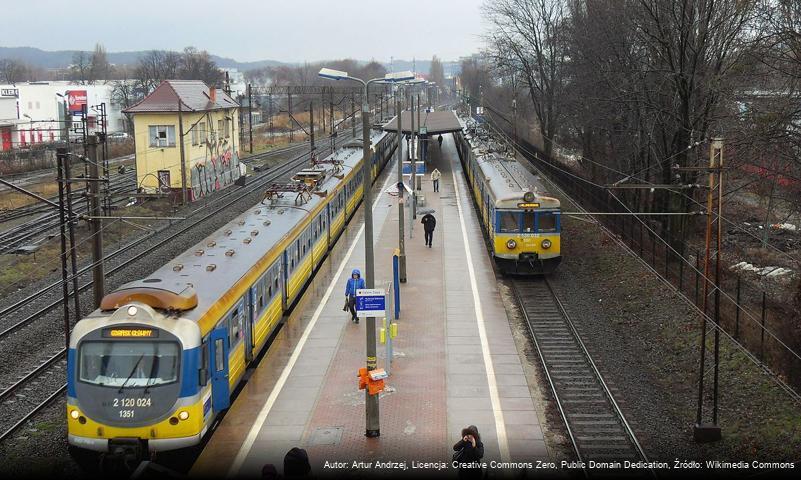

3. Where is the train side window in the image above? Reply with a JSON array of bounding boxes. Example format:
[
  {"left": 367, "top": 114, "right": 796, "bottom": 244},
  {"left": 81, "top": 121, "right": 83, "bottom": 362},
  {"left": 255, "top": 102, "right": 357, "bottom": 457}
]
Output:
[
  {"left": 274, "top": 276, "right": 279, "bottom": 296},
  {"left": 537, "top": 212, "right": 557, "bottom": 233},
  {"left": 498, "top": 211, "right": 520, "bottom": 233},
  {"left": 214, "top": 338, "right": 224, "bottom": 371},
  {"left": 523, "top": 212, "right": 536, "bottom": 233}
]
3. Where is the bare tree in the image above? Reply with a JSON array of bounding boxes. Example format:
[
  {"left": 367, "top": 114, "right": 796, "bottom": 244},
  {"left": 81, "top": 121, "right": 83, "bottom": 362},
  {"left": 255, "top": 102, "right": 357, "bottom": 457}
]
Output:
[
  {"left": 483, "top": 0, "right": 570, "bottom": 157},
  {"left": 90, "top": 43, "right": 112, "bottom": 82},
  {"left": 70, "top": 51, "right": 91, "bottom": 85},
  {"left": 429, "top": 55, "right": 446, "bottom": 88},
  {"left": 0, "top": 59, "right": 28, "bottom": 84}
]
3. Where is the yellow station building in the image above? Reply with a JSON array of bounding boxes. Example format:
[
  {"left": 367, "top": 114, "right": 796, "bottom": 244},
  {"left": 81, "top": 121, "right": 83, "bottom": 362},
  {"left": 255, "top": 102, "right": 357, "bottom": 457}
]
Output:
[{"left": 124, "top": 80, "right": 242, "bottom": 201}]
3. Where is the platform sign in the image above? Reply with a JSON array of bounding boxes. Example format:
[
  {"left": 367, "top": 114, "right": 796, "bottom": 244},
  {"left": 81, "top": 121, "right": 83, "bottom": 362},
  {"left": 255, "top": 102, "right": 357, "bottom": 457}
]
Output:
[
  {"left": 356, "top": 288, "right": 386, "bottom": 318},
  {"left": 402, "top": 162, "right": 426, "bottom": 175}
]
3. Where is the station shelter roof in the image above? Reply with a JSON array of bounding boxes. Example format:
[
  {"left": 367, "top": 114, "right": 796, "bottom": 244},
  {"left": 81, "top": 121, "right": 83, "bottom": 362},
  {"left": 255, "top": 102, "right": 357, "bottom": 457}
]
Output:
[{"left": 382, "top": 110, "right": 462, "bottom": 136}]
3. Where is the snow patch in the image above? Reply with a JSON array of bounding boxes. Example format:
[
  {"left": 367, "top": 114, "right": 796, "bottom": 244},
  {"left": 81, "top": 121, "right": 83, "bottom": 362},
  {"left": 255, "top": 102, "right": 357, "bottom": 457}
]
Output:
[
  {"left": 730, "top": 261, "right": 794, "bottom": 279},
  {"left": 771, "top": 223, "right": 798, "bottom": 232}
]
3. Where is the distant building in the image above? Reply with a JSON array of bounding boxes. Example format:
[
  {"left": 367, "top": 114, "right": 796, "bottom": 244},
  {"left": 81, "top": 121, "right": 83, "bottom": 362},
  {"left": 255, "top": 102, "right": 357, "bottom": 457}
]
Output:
[
  {"left": 123, "top": 80, "right": 242, "bottom": 201},
  {"left": 0, "top": 81, "right": 127, "bottom": 151}
]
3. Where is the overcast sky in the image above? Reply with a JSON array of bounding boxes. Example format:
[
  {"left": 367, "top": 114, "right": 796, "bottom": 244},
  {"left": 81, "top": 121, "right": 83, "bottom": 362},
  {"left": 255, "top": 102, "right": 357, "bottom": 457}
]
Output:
[{"left": 4, "top": 0, "right": 487, "bottom": 63}]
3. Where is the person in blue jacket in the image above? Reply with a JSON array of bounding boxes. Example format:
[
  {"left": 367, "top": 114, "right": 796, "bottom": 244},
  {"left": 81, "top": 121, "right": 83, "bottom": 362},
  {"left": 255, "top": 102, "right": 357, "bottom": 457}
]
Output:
[{"left": 344, "top": 268, "right": 366, "bottom": 324}]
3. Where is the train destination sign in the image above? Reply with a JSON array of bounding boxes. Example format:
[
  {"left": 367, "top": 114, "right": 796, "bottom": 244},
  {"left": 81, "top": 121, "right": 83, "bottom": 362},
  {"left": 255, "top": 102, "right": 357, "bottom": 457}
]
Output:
[
  {"left": 102, "top": 328, "right": 159, "bottom": 338},
  {"left": 517, "top": 202, "right": 540, "bottom": 209}
]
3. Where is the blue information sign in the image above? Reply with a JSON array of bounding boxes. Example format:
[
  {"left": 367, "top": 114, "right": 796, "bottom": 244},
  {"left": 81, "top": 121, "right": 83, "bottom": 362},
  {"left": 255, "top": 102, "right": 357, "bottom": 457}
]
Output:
[{"left": 356, "top": 289, "right": 386, "bottom": 318}]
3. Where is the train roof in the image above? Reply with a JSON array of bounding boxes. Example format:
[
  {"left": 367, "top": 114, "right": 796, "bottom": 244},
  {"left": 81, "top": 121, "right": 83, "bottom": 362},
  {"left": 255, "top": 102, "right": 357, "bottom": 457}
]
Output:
[
  {"left": 95, "top": 128, "right": 390, "bottom": 328},
  {"left": 460, "top": 119, "right": 559, "bottom": 210}
]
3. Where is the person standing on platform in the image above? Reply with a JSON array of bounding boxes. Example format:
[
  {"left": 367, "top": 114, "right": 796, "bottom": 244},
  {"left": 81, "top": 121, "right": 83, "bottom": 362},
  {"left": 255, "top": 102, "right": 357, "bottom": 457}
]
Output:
[
  {"left": 283, "top": 447, "right": 311, "bottom": 478},
  {"left": 431, "top": 168, "right": 441, "bottom": 192},
  {"left": 452, "top": 425, "right": 484, "bottom": 480},
  {"left": 438, "top": 134, "right": 443, "bottom": 148},
  {"left": 344, "top": 269, "right": 365, "bottom": 324},
  {"left": 421, "top": 212, "right": 436, "bottom": 248}
]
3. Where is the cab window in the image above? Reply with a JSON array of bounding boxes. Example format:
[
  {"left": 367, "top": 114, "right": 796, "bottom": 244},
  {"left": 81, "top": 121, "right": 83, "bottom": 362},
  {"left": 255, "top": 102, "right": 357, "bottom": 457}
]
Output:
[
  {"left": 523, "top": 212, "right": 536, "bottom": 233},
  {"left": 498, "top": 211, "right": 520, "bottom": 233},
  {"left": 537, "top": 212, "right": 558, "bottom": 233}
]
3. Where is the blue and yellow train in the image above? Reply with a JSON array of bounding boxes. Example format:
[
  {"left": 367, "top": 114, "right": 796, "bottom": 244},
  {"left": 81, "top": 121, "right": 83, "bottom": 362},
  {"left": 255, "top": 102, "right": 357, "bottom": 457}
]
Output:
[
  {"left": 66, "top": 128, "right": 396, "bottom": 458},
  {"left": 454, "top": 119, "right": 561, "bottom": 274}
]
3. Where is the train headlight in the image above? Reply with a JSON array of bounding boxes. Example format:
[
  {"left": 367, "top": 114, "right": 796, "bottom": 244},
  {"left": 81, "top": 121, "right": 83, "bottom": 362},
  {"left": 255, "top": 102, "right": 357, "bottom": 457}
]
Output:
[
  {"left": 506, "top": 239, "right": 517, "bottom": 250},
  {"left": 541, "top": 239, "right": 552, "bottom": 249},
  {"left": 70, "top": 409, "right": 79, "bottom": 419},
  {"left": 178, "top": 411, "right": 189, "bottom": 421},
  {"left": 127, "top": 306, "right": 138, "bottom": 316}
]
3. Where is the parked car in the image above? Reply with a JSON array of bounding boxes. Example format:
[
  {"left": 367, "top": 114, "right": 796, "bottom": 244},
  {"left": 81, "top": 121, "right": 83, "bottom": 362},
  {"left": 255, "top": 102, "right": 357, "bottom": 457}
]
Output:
[{"left": 107, "top": 132, "right": 129, "bottom": 139}]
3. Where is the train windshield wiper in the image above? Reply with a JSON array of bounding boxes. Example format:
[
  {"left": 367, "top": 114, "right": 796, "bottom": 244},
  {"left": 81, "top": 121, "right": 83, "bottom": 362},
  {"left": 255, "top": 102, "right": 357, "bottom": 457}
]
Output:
[{"left": 118, "top": 354, "right": 145, "bottom": 393}]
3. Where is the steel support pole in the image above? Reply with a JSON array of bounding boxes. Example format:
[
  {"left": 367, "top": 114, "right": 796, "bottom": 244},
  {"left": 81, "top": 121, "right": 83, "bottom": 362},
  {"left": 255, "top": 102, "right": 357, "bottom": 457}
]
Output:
[
  {"left": 63, "top": 153, "right": 81, "bottom": 323},
  {"left": 57, "top": 148, "right": 71, "bottom": 351},
  {"left": 396, "top": 100, "right": 406, "bottom": 283},
  {"left": 411, "top": 96, "right": 416, "bottom": 220},
  {"left": 309, "top": 101, "right": 315, "bottom": 154},
  {"left": 361, "top": 87, "right": 379, "bottom": 438},
  {"left": 694, "top": 139, "right": 722, "bottom": 443},
  {"left": 178, "top": 99, "right": 188, "bottom": 204},
  {"left": 87, "top": 136, "right": 105, "bottom": 307},
  {"left": 247, "top": 84, "right": 253, "bottom": 153},
  {"left": 712, "top": 138, "right": 724, "bottom": 426}
]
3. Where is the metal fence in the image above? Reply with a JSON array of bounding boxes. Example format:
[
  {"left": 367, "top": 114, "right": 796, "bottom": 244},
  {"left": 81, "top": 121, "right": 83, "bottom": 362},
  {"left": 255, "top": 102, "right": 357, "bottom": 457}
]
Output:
[{"left": 0, "top": 145, "right": 57, "bottom": 175}]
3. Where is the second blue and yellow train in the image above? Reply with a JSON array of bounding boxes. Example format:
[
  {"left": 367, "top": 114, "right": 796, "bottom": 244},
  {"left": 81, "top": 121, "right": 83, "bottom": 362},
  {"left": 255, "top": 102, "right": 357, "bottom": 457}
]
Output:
[{"left": 454, "top": 118, "right": 561, "bottom": 274}]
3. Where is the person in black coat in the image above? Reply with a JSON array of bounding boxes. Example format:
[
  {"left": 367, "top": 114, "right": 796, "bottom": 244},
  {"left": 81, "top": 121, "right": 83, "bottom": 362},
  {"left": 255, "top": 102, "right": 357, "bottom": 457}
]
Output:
[
  {"left": 421, "top": 213, "right": 436, "bottom": 248},
  {"left": 453, "top": 425, "right": 484, "bottom": 479}
]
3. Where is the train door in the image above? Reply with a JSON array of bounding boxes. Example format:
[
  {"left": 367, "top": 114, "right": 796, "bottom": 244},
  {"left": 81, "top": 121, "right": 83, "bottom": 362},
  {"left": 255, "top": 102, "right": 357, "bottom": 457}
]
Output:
[
  {"left": 209, "top": 327, "right": 230, "bottom": 411},
  {"left": 244, "top": 289, "right": 255, "bottom": 362},
  {"left": 281, "top": 250, "right": 288, "bottom": 311}
]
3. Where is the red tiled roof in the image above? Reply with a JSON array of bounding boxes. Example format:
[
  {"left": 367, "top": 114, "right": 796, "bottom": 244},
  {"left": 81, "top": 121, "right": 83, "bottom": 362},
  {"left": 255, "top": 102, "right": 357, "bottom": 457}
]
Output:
[{"left": 123, "top": 80, "right": 238, "bottom": 113}]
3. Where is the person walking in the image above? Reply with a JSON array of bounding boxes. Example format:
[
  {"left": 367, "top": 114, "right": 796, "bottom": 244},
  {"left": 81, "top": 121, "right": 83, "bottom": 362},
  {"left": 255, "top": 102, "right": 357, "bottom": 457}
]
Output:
[
  {"left": 452, "top": 425, "right": 484, "bottom": 480},
  {"left": 431, "top": 168, "right": 441, "bottom": 192},
  {"left": 437, "top": 134, "right": 443, "bottom": 148},
  {"left": 421, "top": 212, "right": 436, "bottom": 248},
  {"left": 344, "top": 269, "right": 365, "bottom": 324}
]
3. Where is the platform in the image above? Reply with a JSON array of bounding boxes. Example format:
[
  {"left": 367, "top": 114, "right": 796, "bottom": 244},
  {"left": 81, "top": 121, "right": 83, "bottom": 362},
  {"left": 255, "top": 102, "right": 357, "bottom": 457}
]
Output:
[{"left": 191, "top": 127, "right": 549, "bottom": 478}]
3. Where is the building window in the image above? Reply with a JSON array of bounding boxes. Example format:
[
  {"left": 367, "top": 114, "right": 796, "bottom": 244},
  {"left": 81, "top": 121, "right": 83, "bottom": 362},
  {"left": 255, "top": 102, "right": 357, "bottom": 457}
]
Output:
[
  {"left": 148, "top": 125, "right": 176, "bottom": 147},
  {"left": 217, "top": 119, "right": 224, "bottom": 139},
  {"left": 224, "top": 118, "right": 230, "bottom": 138},
  {"left": 199, "top": 122, "right": 206, "bottom": 144},
  {"left": 35, "top": 101, "right": 40, "bottom": 109},
  {"left": 191, "top": 126, "right": 198, "bottom": 146}
]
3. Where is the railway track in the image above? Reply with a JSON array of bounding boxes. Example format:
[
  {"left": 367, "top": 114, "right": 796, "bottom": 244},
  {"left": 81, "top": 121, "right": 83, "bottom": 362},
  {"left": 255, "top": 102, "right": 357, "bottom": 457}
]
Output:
[
  {"left": 512, "top": 278, "right": 651, "bottom": 475},
  {"left": 0, "top": 135, "right": 353, "bottom": 445},
  {"left": 0, "top": 140, "right": 315, "bottom": 253}
]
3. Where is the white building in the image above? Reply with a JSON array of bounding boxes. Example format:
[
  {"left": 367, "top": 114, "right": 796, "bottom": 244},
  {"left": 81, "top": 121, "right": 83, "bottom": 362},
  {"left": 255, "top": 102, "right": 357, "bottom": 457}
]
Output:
[{"left": 0, "top": 81, "right": 127, "bottom": 151}]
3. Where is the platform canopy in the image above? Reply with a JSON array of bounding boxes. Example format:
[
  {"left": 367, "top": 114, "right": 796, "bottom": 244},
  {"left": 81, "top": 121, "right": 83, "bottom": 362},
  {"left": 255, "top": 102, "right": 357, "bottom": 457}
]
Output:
[{"left": 382, "top": 110, "right": 462, "bottom": 136}]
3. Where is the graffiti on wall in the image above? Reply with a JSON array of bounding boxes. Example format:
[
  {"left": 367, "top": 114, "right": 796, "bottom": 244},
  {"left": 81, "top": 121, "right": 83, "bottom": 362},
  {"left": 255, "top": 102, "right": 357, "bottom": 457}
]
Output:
[{"left": 190, "top": 146, "right": 241, "bottom": 200}]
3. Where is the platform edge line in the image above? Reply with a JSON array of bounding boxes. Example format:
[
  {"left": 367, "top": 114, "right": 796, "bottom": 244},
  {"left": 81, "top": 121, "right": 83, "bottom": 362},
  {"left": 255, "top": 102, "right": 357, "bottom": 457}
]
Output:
[
  {"left": 226, "top": 160, "right": 396, "bottom": 478},
  {"left": 450, "top": 167, "right": 511, "bottom": 463}
]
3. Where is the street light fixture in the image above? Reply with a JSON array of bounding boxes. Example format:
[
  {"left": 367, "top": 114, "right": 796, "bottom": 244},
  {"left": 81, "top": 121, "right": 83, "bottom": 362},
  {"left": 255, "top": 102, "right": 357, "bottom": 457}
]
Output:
[{"left": 318, "top": 67, "right": 414, "bottom": 439}]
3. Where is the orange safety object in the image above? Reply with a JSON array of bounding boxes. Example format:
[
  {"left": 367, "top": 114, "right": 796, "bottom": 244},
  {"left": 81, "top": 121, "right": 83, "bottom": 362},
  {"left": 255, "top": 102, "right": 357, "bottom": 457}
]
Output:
[
  {"left": 358, "top": 368, "right": 369, "bottom": 390},
  {"left": 357, "top": 367, "right": 384, "bottom": 395},
  {"left": 367, "top": 378, "right": 385, "bottom": 396}
]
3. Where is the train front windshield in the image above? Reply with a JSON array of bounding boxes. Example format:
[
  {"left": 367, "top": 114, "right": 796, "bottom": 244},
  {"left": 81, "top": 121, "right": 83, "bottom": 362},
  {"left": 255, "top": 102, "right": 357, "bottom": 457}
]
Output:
[{"left": 79, "top": 341, "right": 180, "bottom": 388}]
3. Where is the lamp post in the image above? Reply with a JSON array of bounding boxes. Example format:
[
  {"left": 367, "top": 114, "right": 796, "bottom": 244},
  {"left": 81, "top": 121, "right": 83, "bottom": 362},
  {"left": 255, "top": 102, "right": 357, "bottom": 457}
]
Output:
[{"left": 319, "top": 67, "right": 414, "bottom": 438}]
